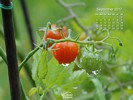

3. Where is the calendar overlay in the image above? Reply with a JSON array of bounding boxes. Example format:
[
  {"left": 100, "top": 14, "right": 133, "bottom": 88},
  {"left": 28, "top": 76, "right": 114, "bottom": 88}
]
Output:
[{"left": 96, "top": 8, "right": 124, "bottom": 30}]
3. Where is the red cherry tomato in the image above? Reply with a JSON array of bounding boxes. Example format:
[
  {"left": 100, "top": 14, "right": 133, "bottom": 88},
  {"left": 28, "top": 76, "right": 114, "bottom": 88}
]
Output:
[
  {"left": 45, "top": 25, "right": 68, "bottom": 40},
  {"left": 53, "top": 42, "right": 78, "bottom": 64}
]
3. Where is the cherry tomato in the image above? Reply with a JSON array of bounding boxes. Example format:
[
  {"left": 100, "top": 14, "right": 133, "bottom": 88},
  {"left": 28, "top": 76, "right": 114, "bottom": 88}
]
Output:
[
  {"left": 45, "top": 25, "right": 68, "bottom": 40},
  {"left": 53, "top": 42, "right": 78, "bottom": 64},
  {"left": 62, "top": 26, "right": 68, "bottom": 36},
  {"left": 79, "top": 48, "right": 102, "bottom": 74}
]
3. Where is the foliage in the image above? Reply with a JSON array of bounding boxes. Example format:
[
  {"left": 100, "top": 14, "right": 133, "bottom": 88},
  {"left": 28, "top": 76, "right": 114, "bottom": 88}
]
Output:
[{"left": 0, "top": 0, "right": 133, "bottom": 100}]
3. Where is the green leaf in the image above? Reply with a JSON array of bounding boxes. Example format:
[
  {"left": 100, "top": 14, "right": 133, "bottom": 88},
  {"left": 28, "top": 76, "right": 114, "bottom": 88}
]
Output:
[
  {"left": 62, "top": 70, "right": 88, "bottom": 89},
  {"left": 43, "top": 57, "right": 89, "bottom": 99},
  {"left": 37, "top": 51, "right": 47, "bottom": 79},
  {"left": 32, "top": 49, "right": 48, "bottom": 85},
  {"left": 29, "top": 87, "right": 38, "bottom": 97},
  {"left": 44, "top": 57, "right": 88, "bottom": 88},
  {"left": 44, "top": 57, "right": 74, "bottom": 89},
  {"left": 32, "top": 49, "right": 42, "bottom": 81},
  {"left": 92, "top": 78, "right": 106, "bottom": 100},
  {"left": 72, "top": 93, "right": 94, "bottom": 100},
  {"left": 46, "top": 51, "right": 53, "bottom": 62}
]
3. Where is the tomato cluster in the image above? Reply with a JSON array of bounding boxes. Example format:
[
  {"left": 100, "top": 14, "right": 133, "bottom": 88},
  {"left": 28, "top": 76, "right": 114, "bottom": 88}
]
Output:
[{"left": 45, "top": 25, "right": 79, "bottom": 64}]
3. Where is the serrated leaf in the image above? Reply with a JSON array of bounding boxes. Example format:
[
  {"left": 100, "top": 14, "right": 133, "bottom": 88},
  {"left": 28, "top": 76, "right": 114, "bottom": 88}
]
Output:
[
  {"left": 62, "top": 70, "right": 88, "bottom": 88},
  {"left": 43, "top": 57, "right": 89, "bottom": 99},
  {"left": 92, "top": 78, "right": 106, "bottom": 100},
  {"left": 29, "top": 87, "right": 38, "bottom": 97},
  {"left": 45, "top": 58, "right": 74, "bottom": 89}
]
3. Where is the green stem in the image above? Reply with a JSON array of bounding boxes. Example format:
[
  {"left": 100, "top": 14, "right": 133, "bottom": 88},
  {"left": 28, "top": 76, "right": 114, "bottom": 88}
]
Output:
[
  {"left": 0, "top": 47, "right": 7, "bottom": 64},
  {"left": 18, "top": 32, "right": 117, "bottom": 71},
  {"left": 18, "top": 52, "right": 35, "bottom": 86},
  {"left": 48, "top": 38, "right": 104, "bottom": 45},
  {"left": 43, "top": 22, "right": 51, "bottom": 42},
  {"left": 19, "top": 43, "right": 43, "bottom": 71},
  {"left": 0, "top": 49, "right": 27, "bottom": 100},
  {"left": 20, "top": 79, "right": 27, "bottom": 100},
  {"left": 0, "top": 28, "right": 4, "bottom": 38}
]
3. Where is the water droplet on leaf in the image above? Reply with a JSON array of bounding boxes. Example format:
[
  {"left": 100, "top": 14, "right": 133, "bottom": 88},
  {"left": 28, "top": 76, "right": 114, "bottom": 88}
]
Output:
[
  {"left": 92, "top": 70, "right": 100, "bottom": 75},
  {"left": 62, "top": 64, "right": 70, "bottom": 67}
]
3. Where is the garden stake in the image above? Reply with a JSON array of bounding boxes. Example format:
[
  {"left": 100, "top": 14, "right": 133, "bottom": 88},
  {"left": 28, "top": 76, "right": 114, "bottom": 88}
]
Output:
[{"left": 1, "top": 0, "right": 21, "bottom": 100}]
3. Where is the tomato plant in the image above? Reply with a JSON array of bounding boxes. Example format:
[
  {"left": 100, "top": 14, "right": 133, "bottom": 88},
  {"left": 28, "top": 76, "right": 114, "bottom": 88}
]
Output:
[
  {"left": 0, "top": 0, "right": 133, "bottom": 100},
  {"left": 26, "top": 21, "right": 124, "bottom": 99}
]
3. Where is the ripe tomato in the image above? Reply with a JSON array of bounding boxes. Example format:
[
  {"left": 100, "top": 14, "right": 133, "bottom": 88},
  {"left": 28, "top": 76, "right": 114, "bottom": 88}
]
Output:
[
  {"left": 45, "top": 25, "right": 68, "bottom": 40},
  {"left": 53, "top": 42, "right": 78, "bottom": 64}
]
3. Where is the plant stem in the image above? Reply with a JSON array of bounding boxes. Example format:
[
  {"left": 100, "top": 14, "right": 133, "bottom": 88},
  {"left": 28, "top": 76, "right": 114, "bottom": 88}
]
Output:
[
  {"left": 56, "top": 0, "right": 90, "bottom": 35},
  {"left": 12, "top": 9, "right": 35, "bottom": 86},
  {"left": 104, "top": 61, "right": 128, "bottom": 99},
  {"left": 0, "top": 52, "right": 27, "bottom": 100},
  {"left": 0, "top": 28, "right": 4, "bottom": 37},
  {"left": 1, "top": 0, "right": 21, "bottom": 99},
  {"left": 19, "top": 43, "right": 43, "bottom": 71},
  {"left": 20, "top": 0, "right": 35, "bottom": 49},
  {"left": 18, "top": 53, "right": 35, "bottom": 86},
  {"left": 48, "top": 38, "right": 107, "bottom": 45},
  {"left": 20, "top": 79, "right": 27, "bottom": 100}
]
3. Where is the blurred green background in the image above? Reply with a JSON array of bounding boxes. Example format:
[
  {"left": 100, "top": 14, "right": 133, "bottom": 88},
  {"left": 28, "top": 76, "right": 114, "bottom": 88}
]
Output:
[{"left": 0, "top": 0, "right": 133, "bottom": 100}]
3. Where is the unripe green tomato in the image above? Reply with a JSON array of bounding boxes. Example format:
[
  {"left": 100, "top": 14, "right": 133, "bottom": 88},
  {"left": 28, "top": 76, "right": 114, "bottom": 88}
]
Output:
[{"left": 80, "top": 50, "right": 103, "bottom": 74}]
